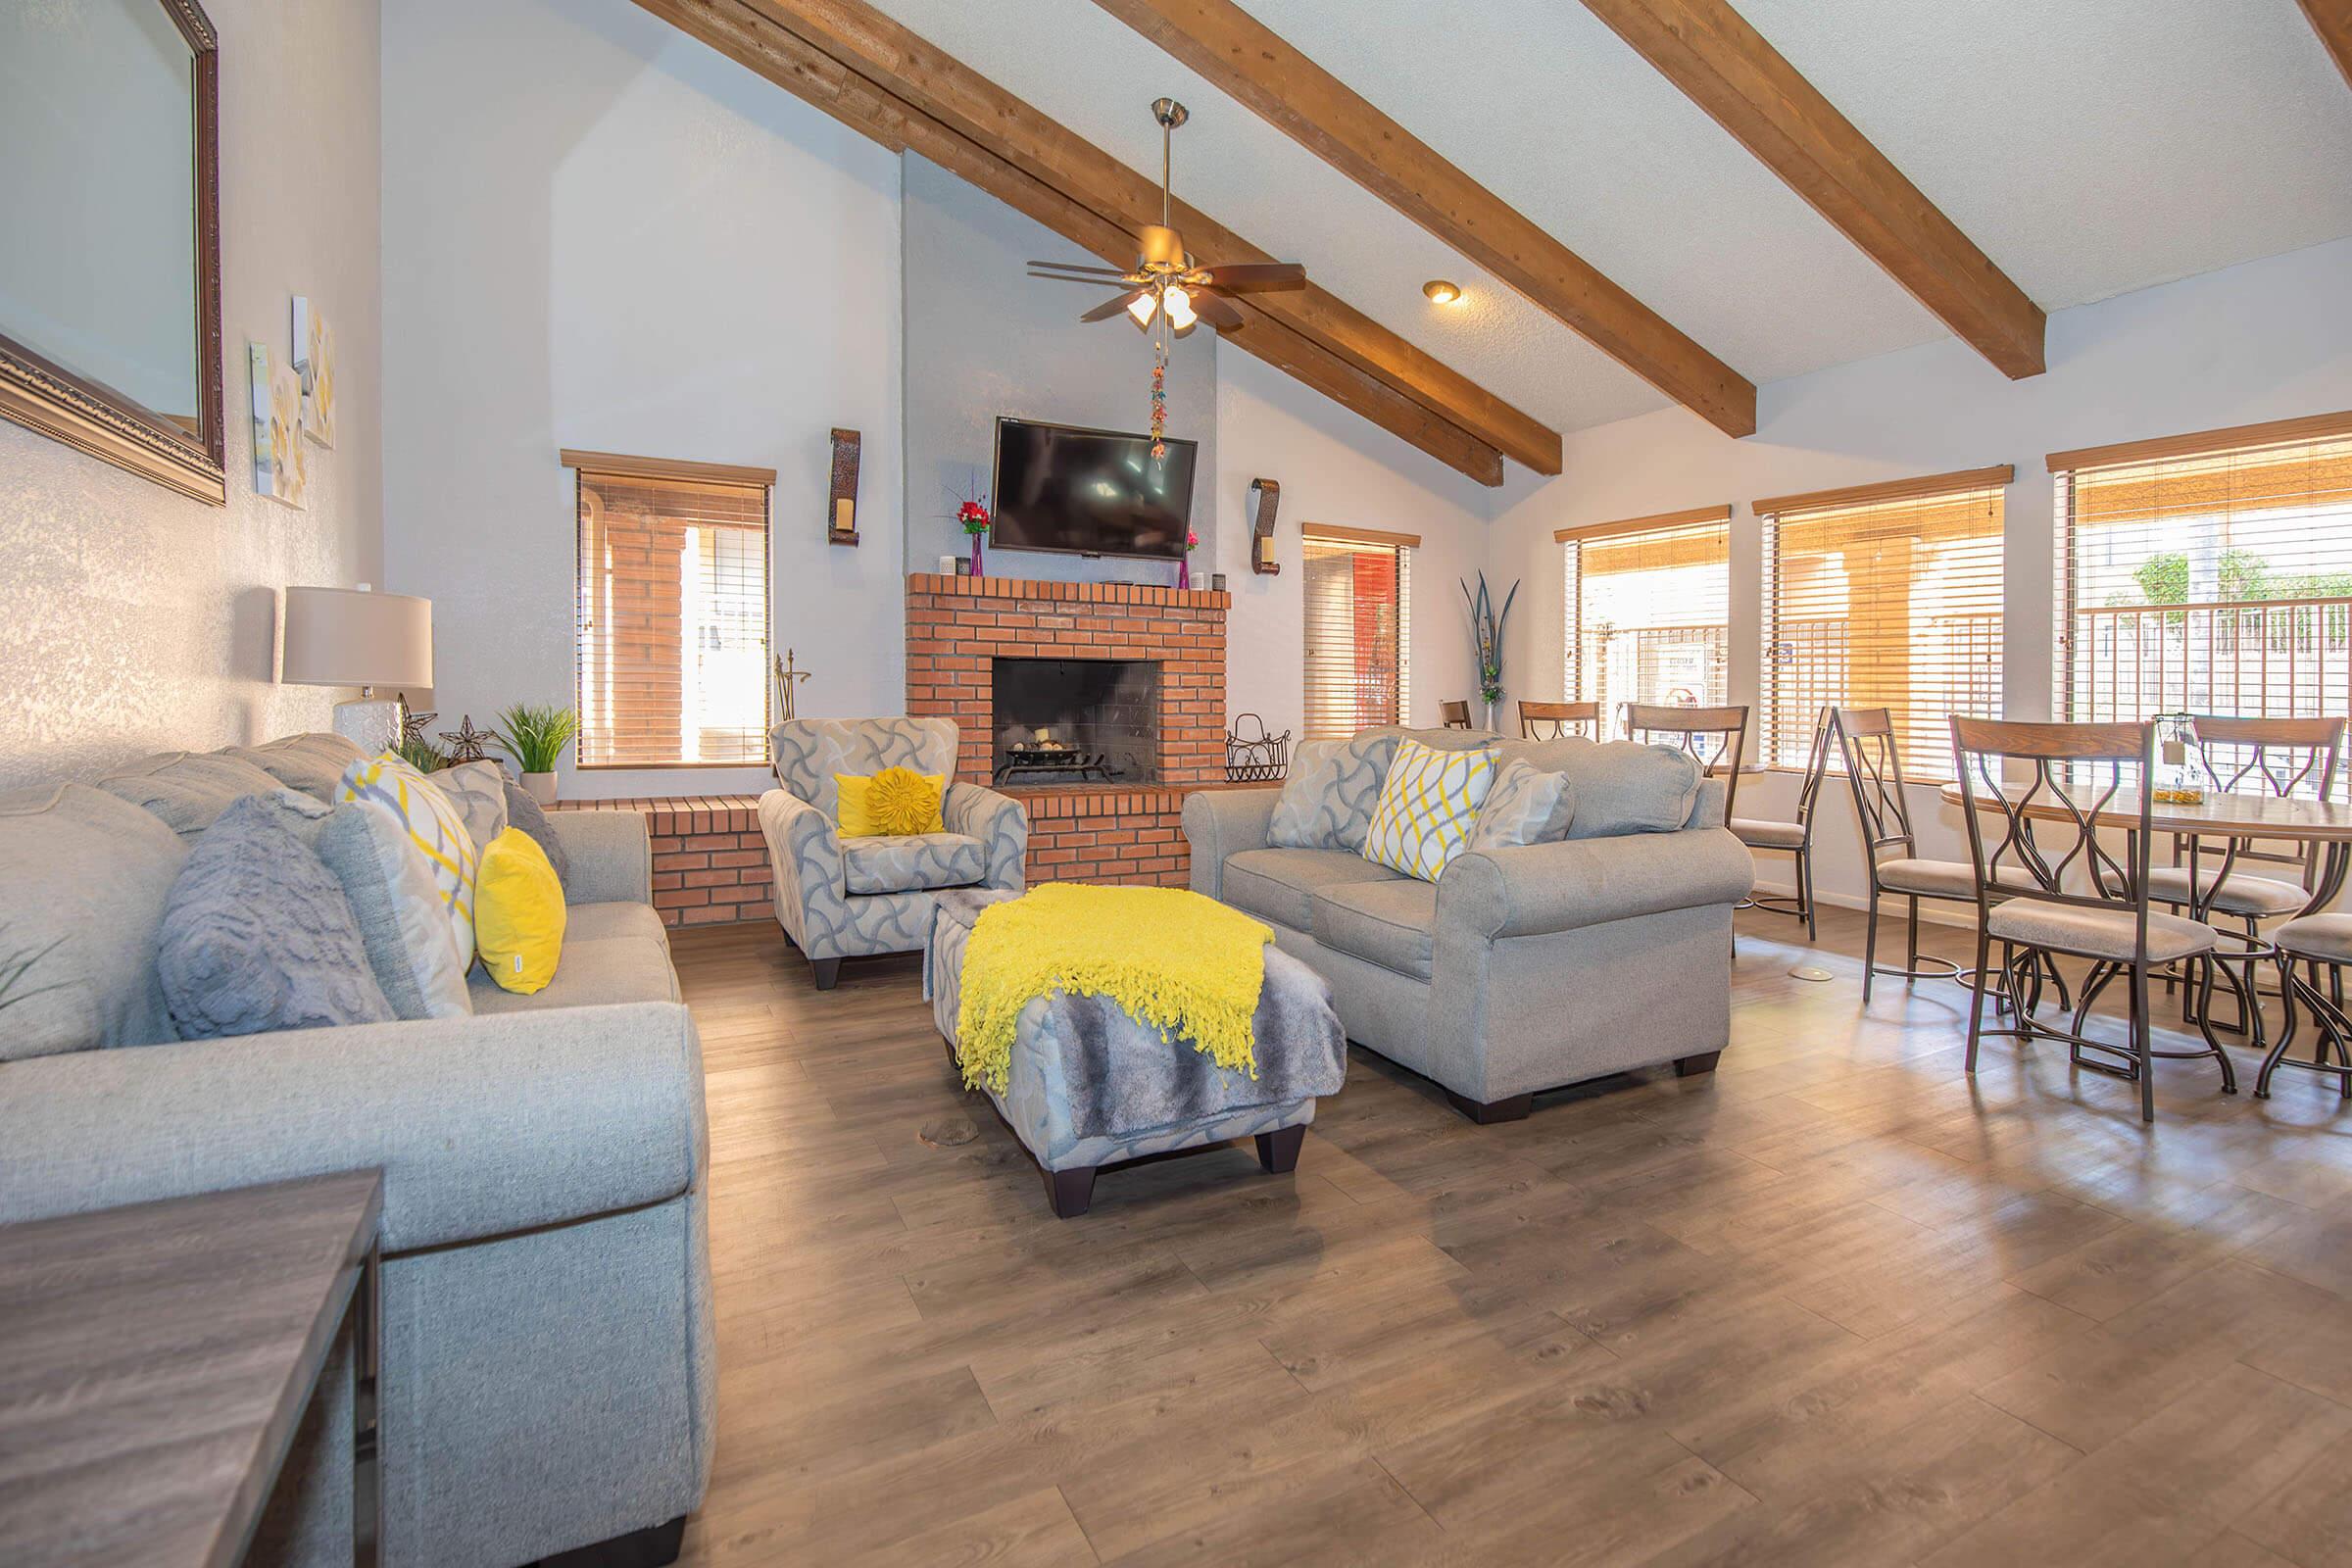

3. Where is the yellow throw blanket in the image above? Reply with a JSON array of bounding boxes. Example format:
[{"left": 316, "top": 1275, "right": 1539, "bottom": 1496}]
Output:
[{"left": 955, "top": 884, "right": 1273, "bottom": 1096}]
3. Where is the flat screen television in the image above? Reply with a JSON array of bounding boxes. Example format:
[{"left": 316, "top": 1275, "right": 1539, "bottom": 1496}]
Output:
[{"left": 989, "top": 416, "right": 1198, "bottom": 561}]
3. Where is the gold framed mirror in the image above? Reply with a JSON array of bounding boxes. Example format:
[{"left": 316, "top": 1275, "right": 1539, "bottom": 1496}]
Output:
[{"left": 0, "top": 0, "right": 225, "bottom": 504}]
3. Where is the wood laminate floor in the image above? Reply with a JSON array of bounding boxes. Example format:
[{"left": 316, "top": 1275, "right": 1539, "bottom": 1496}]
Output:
[{"left": 668, "top": 906, "right": 2352, "bottom": 1567}]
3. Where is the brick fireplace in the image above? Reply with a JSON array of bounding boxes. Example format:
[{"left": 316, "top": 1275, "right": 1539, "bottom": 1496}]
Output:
[{"left": 906, "top": 572, "right": 1229, "bottom": 885}]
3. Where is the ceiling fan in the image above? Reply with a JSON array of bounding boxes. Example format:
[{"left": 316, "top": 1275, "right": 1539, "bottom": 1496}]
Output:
[{"left": 1026, "top": 98, "right": 1307, "bottom": 334}]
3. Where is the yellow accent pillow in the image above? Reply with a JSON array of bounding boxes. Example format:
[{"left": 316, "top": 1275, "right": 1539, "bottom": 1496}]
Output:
[
  {"left": 472, "top": 828, "right": 567, "bottom": 994},
  {"left": 835, "top": 767, "right": 946, "bottom": 837}
]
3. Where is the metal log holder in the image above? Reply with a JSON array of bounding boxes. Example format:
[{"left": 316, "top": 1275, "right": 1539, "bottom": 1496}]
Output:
[{"left": 1225, "top": 713, "right": 1291, "bottom": 783}]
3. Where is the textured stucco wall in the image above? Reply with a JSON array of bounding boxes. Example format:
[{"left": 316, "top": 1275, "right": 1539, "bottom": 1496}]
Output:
[
  {"left": 0, "top": 0, "right": 383, "bottom": 792},
  {"left": 380, "top": 0, "right": 904, "bottom": 801}
]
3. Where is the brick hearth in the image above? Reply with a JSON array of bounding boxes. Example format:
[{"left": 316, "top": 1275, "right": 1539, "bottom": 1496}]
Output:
[{"left": 906, "top": 572, "right": 1229, "bottom": 886}]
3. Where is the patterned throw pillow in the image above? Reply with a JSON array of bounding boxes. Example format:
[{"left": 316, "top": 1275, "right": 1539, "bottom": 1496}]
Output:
[
  {"left": 337, "top": 753, "right": 479, "bottom": 963},
  {"left": 1469, "top": 759, "right": 1575, "bottom": 852},
  {"left": 1268, "top": 731, "right": 1403, "bottom": 851},
  {"left": 157, "top": 794, "right": 393, "bottom": 1039},
  {"left": 314, "top": 799, "right": 474, "bottom": 1019},
  {"left": 1361, "top": 739, "right": 1498, "bottom": 882},
  {"left": 431, "top": 760, "right": 511, "bottom": 858}
]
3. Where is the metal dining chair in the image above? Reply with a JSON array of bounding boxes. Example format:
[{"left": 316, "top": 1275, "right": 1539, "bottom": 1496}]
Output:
[
  {"left": 1733, "top": 707, "right": 1834, "bottom": 941},
  {"left": 1439, "top": 700, "right": 1474, "bottom": 730},
  {"left": 1517, "top": 700, "right": 1600, "bottom": 740},
  {"left": 1950, "top": 716, "right": 2247, "bottom": 1123},
  {"left": 1838, "top": 707, "right": 2035, "bottom": 1003},
  {"left": 2150, "top": 714, "right": 2345, "bottom": 1030},
  {"left": 1623, "top": 703, "right": 1749, "bottom": 822},
  {"left": 2264, "top": 913, "right": 2352, "bottom": 1100}
]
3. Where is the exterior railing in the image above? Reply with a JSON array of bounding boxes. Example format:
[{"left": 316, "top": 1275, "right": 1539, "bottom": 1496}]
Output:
[{"left": 2067, "top": 596, "right": 2352, "bottom": 722}]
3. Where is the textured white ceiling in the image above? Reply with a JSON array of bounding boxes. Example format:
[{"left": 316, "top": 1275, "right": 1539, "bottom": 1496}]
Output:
[{"left": 863, "top": 0, "right": 2352, "bottom": 441}]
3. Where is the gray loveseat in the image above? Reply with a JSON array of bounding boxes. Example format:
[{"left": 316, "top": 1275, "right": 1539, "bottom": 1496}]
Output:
[
  {"left": 1183, "top": 727, "right": 1754, "bottom": 1121},
  {"left": 760, "top": 716, "right": 1027, "bottom": 988},
  {"left": 0, "top": 738, "right": 711, "bottom": 1568}
]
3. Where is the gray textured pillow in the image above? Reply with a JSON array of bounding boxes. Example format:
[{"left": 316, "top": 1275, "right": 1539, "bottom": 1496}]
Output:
[
  {"left": 224, "top": 732, "right": 368, "bottom": 801},
  {"left": 502, "top": 781, "right": 572, "bottom": 893},
  {"left": 1470, "top": 759, "right": 1575, "bottom": 852},
  {"left": 314, "top": 799, "right": 474, "bottom": 1020},
  {"left": 1267, "top": 731, "right": 1402, "bottom": 852},
  {"left": 157, "top": 795, "right": 393, "bottom": 1039},
  {"left": 96, "top": 752, "right": 285, "bottom": 841},
  {"left": 435, "top": 760, "right": 512, "bottom": 856}
]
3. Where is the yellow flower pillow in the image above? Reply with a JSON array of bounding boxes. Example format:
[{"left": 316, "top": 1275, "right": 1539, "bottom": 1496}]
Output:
[
  {"left": 835, "top": 767, "right": 946, "bottom": 837},
  {"left": 1361, "top": 738, "right": 1497, "bottom": 882},
  {"left": 473, "top": 828, "right": 567, "bottom": 994}
]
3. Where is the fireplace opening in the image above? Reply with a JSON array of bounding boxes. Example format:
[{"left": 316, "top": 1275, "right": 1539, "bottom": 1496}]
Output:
[{"left": 991, "top": 657, "right": 1160, "bottom": 785}]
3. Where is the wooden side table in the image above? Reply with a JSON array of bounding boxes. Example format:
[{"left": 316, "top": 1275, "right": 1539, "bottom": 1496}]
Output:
[{"left": 0, "top": 1170, "right": 385, "bottom": 1568}]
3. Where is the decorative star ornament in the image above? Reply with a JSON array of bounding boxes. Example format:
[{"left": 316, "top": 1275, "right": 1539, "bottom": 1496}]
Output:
[
  {"left": 397, "top": 695, "right": 437, "bottom": 750},
  {"left": 440, "top": 714, "right": 492, "bottom": 762}
]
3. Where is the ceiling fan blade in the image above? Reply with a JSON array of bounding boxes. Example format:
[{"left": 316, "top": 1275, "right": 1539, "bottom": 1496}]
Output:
[
  {"left": 1191, "top": 289, "right": 1246, "bottom": 331},
  {"left": 1081, "top": 289, "right": 1148, "bottom": 323},
  {"left": 1029, "top": 270, "right": 1136, "bottom": 287},
  {"left": 1027, "top": 261, "right": 1131, "bottom": 275},
  {"left": 1196, "top": 262, "right": 1306, "bottom": 292}
]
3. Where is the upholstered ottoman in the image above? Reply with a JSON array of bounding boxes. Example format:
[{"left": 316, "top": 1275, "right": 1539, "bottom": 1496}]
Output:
[{"left": 924, "top": 888, "right": 1348, "bottom": 1216}]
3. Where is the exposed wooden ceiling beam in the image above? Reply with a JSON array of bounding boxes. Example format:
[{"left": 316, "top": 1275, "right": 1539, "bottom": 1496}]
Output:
[
  {"left": 1092, "top": 0, "right": 1758, "bottom": 439},
  {"left": 634, "top": 0, "right": 1507, "bottom": 481},
  {"left": 728, "top": 0, "right": 1557, "bottom": 477},
  {"left": 1580, "top": 0, "right": 2046, "bottom": 380},
  {"left": 2305, "top": 0, "right": 2352, "bottom": 91}
]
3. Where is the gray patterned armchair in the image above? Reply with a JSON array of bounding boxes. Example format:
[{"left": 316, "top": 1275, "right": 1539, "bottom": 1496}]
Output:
[{"left": 760, "top": 718, "right": 1028, "bottom": 989}]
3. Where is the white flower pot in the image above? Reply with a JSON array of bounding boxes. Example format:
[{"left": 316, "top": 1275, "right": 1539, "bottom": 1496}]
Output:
[{"left": 522, "top": 770, "right": 559, "bottom": 807}]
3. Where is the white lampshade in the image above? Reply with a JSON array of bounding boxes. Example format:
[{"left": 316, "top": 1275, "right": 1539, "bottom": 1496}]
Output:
[{"left": 281, "top": 586, "right": 433, "bottom": 689}]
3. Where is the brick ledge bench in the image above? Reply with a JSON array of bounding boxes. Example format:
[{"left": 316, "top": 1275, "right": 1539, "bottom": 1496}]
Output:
[{"left": 551, "top": 795, "right": 771, "bottom": 928}]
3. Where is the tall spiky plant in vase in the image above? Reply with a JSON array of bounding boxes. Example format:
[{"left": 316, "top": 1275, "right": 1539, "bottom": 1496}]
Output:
[
  {"left": 494, "top": 703, "right": 581, "bottom": 806},
  {"left": 1461, "top": 573, "right": 1518, "bottom": 732}
]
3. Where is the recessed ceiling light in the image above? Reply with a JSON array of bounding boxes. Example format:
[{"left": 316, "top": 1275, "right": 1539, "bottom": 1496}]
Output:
[{"left": 1423, "top": 279, "right": 1463, "bottom": 306}]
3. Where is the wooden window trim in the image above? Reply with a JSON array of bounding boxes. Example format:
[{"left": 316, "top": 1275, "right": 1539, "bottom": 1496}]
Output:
[
  {"left": 2046, "top": 410, "right": 2352, "bottom": 474},
  {"left": 1753, "top": 465, "right": 2014, "bottom": 518},
  {"left": 1553, "top": 505, "right": 1732, "bottom": 545},
  {"left": 1302, "top": 522, "right": 1422, "bottom": 549},
  {"left": 561, "top": 447, "right": 778, "bottom": 487}
]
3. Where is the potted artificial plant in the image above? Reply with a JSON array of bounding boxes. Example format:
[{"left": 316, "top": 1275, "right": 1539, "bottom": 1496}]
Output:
[{"left": 494, "top": 703, "right": 581, "bottom": 806}]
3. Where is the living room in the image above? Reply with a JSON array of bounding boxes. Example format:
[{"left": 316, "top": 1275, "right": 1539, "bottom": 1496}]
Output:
[{"left": 5, "top": 1, "right": 2352, "bottom": 1565}]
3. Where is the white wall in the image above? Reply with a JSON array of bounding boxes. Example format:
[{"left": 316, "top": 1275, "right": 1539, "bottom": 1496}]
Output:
[
  {"left": 1487, "top": 235, "right": 2352, "bottom": 912},
  {"left": 380, "top": 0, "right": 903, "bottom": 800},
  {"left": 0, "top": 0, "right": 382, "bottom": 791},
  {"left": 1214, "top": 347, "right": 1500, "bottom": 742}
]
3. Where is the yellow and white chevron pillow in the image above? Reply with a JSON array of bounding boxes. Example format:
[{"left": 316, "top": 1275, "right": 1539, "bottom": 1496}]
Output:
[
  {"left": 338, "top": 753, "right": 481, "bottom": 961},
  {"left": 1361, "top": 738, "right": 1497, "bottom": 882}
]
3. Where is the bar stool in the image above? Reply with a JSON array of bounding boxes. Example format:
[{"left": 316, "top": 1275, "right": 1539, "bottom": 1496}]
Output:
[
  {"left": 1624, "top": 703, "right": 1749, "bottom": 821},
  {"left": 1732, "top": 707, "right": 1834, "bottom": 941},
  {"left": 1439, "top": 700, "right": 1474, "bottom": 730},
  {"left": 1518, "top": 700, "right": 1600, "bottom": 739}
]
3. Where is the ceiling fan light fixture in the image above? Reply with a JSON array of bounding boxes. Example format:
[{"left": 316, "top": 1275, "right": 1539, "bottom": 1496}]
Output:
[
  {"left": 1423, "top": 279, "right": 1463, "bottom": 307},
  {"left": 1127, "top": 289, "right": 1159, "bottom": 328},
  {"left": 1163, "top": 284, "right": 1197, "bottom": 331}
]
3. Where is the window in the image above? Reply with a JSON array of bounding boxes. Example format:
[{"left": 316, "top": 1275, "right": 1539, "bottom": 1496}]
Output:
[
  {"left": 1302, "top": 525, "right": 1414, "bottom": 738},
  {"left": 566, "top": 450, "right": 773, "bottom": 768},
  {"left": 1557, "top": 507, "right": 1732, "bottom": 721},
  {"left": 1759, "top": 466, "right": 2008, "bottom": 776},
  {"left": 2055, "top": 414, "right": 2352, "bottom": 728}
]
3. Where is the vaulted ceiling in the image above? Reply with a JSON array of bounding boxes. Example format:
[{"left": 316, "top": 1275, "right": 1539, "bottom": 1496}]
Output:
[{"left": 647, "top": 0, "right": 2352, "bottom": 474}]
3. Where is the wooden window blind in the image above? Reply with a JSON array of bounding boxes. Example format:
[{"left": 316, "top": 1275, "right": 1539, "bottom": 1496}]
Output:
[
  {"left": 1558, "top": 510, "right": 1732, "bottom": 721},
  {"left": 1761, "top": 474, "right": 2006, "bottom": 776},
  {"left": 572, "top": 462, "right": 771, "bottom": 768},
  {"left": 1302, "top": 529, "right": 1412, "bottom": 739},
  {"left": 2054, "top": 420, "right": 2352, "bottom": 727}
]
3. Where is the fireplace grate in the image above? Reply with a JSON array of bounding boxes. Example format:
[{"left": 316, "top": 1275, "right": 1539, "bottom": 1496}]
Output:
[{"left": 994, "top": 743, "right": 1120, "bottom": 786}]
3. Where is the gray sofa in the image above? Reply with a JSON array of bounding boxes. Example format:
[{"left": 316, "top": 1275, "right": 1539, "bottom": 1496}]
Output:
[
  {"left": 760, "top": 716, "right": 1027, "bottom": 988},
  {"left": 1183, "top": 727, "right": 1754, "bottom": 1121},
  {"left": 0, "top": 740, "right": 711, "bottom": 1568}
]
